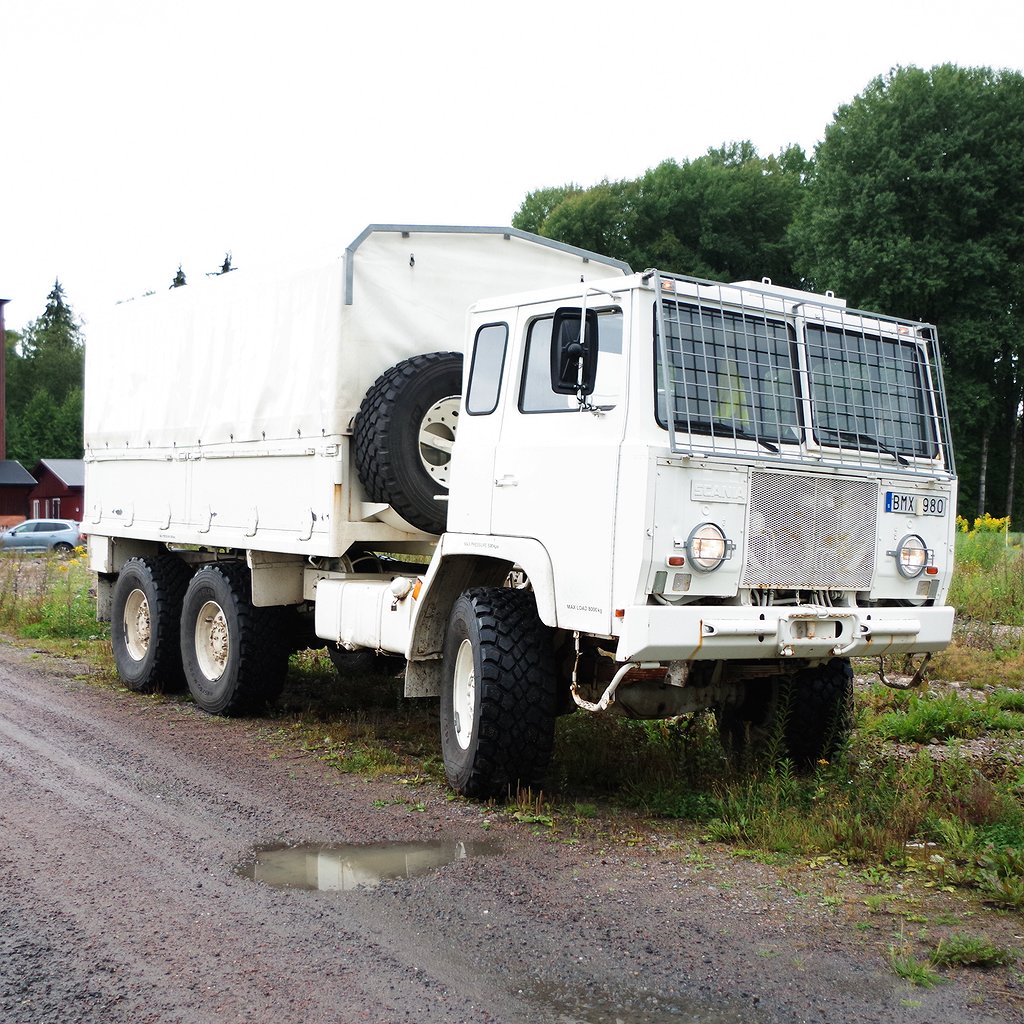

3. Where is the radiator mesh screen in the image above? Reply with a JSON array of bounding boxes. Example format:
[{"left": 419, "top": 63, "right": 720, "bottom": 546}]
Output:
[{"left": 741, "top": 471, "right": 877, "bottom": 590}]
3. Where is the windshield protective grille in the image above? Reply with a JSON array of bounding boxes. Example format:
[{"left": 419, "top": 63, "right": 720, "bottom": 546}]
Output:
[
  {"left": 657, "top": 302, "right": 800, "bottom": 446},
  {"left": 741, "top": 471, "right": 878, "bottom": 591},
  {"left": 653, "top": 273, "right": 954, "bottom": 478},
  {"left": 806, "top": 324, "right": 936, "bottom": 459}
]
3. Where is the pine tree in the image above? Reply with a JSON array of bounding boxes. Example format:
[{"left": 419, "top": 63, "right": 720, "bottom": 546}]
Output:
[
  {"left": 5, "top": 281, "right": 85, "bottom": 465},
  {"left": 19, "top": 280, "right": 82, "bottom": 359}
]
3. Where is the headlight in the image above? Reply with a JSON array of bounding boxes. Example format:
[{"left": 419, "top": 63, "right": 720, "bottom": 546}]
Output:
[
  {"left": 894, "top": 534, "right": 930, "bottom": 578},
  {"left": 685, "top": 522, "right": 730, "bottom": 573}
]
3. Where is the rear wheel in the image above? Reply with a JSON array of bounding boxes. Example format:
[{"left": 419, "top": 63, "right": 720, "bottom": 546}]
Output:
[
  {"left": 785, "top": 658, "right": 855, "bottom": 763},
  {"left": 180, "top": 563, "right": 289, "bottom": 715},
  {"left": 111, "top": 556, "right": 189, "bottom": 692},
  {"left": 440, "top": 587, "right": 557, "bottom": 798}
]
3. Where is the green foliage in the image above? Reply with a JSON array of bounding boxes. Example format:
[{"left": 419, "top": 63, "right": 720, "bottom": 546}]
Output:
[
  {"left": 930, "top": 933, "right": 1015, "bottom": 968},
  {"left": 513, "top": 142, "right": 807, "bottom": 283},
  {"left": 793, "top": 64, "right": 1024, "bottom": 518},
  {"left": 0, "top": 552, "right": 98, "bottom": 640},
  {"left": 5, "top": 280, "right": 85, "bottom": 467},
  {"left": 512, "top": 185, "right": 583, "bottom": 235},
  {"left": 948, "top": 527, "right": 1024, "bottom": 627},
  {"left": 862, "top": 690, "right": 1024, "bottom": 744},
  {"left": 978, "top": 822, "right": 1024, "bottom": 849},
  {"left": 976, "top": 845, "right": 1024, "bottom": 908},
  {"left": 889, "top": 947, "right": 945, "bottom": 987}
]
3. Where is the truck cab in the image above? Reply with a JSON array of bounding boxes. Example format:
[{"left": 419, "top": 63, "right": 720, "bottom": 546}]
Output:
[{"left": 405, "top": 270, "right": 955, "bottom": 793}]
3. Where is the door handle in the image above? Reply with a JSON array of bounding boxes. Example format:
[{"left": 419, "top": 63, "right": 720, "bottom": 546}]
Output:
[{"left": 494, "top": 475, "right": 519, "bottom": 488}]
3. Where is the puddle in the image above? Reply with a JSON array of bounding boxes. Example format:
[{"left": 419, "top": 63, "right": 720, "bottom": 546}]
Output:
[
  {"left": 235, "top": 838, "right": 500, "bottom": 891},
  {"left": 530, "top": 982, "right": 755, "bottom": 1024}
]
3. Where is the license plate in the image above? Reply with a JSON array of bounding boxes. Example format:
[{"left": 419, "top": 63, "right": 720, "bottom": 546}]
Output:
[{"left": 885, "top": 491, "right": 946, "bottom": 516}]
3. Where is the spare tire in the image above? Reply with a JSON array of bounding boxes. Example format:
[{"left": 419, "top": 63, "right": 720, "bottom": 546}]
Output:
[{"left": 354, "top": 352, "right": 463, "bottom": 534}]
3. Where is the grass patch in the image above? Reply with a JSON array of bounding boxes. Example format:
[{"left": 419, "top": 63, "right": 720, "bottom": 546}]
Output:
[
  {"left": 950, "top": 525, "right": 1024, "bottom": 625},
  {"left": 860, "top": 688, "right": 1024, "bottom": 744},
  {"left": 0, "top": 551, "right": 101, "bottom": 640},
  {"left": 888, "top": 947, "right": 945, "bottom": 987},
  {"left": 930, "top": 933, "right": 1016, "bottom": 968}
]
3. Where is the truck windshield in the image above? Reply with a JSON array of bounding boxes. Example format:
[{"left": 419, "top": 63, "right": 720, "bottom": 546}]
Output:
[
  {"left": 655, "top": 297, "right": 944, "bottom": 468},
  {"left": 656, "top": 302, "right": 801, "bottom": 446},
  {"left": 806, "top": 324, "right": 937, "bottom": 459}
]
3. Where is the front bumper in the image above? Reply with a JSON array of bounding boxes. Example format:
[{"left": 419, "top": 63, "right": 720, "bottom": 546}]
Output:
[{"left": 615, "top": 604, "right": 955, "bottom": 662}]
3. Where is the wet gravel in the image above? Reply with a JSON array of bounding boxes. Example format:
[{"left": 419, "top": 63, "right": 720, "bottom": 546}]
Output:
[{"left": 0, "top": 642, "right": 1022, "bottom": 1024}]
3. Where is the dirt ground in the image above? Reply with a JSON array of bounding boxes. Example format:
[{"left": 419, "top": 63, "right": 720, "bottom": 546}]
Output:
[{"left": 1, "top": 642, "right": 1022, "bottom": 1024}]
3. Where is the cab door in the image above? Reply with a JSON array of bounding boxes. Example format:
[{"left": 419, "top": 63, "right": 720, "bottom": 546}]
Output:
[
  {"left": 445, "top": 318, "right": 511, "bottom": 535},
  {"left": 489, "top": 300, "right": 628, "bottom": 634}
]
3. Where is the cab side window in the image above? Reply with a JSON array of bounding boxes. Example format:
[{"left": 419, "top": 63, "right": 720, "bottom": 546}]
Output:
[
  {"left": 520, "top": 308, "right": 623, "bottom": 413},
  {"left": 465, "top": 323, "right": 508, "bottom": 416}
]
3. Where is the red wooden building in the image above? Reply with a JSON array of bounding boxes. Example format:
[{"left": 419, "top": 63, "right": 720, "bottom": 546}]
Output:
[
  {"left": 28, "top": 459, "right": 85, "bottom": 521},
  {"left": 0, "top": 460, "right": 36, "bottom": 526}
]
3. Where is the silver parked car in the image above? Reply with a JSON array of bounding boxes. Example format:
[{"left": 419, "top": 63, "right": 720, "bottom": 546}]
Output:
[{"left": 0, "top": 519, "right": 83, "bottom": 554}]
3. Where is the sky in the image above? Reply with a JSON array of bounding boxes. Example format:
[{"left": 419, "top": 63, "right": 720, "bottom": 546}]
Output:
[{"left": 2, "top": 0, "right": 1023, "bottom": 333}]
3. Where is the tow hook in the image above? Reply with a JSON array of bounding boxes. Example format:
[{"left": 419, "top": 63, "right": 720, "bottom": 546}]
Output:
[{"left": 877, "top": 652, "right": 932, "bottom": 690}]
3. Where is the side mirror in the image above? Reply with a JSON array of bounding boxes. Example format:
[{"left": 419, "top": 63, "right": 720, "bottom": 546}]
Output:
[{"left": 550, "top": 307, "right": 599, "bottom": 396}]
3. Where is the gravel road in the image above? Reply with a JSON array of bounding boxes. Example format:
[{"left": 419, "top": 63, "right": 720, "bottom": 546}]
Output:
[{"left": 0, "top": 642, "right": 1021, "bottom": 1024}]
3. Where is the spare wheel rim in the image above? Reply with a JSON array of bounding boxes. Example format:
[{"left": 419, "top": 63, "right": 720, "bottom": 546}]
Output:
[{"left": 418, "top": 396, "right": 460, "bottom": 487}]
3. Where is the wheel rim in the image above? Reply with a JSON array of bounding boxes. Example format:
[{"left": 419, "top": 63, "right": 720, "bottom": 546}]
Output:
[
  {"left": 418, "top": 395, "right": 460, "bottom": 487},
  {"left": 123, "top": 589, "right": 151, "bottom": 662},
  {"left": 452, "top": 638, "right": 476, "bottom": 751},
  {"left": 194, "top": 600, "right": 229, "bottom": 681}
]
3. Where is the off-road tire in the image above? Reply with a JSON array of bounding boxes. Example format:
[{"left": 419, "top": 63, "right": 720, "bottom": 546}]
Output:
[
  {"left": 111, "top": 555, "right": 190, "bottom": 693},
  {"left": 719, "top": 658, "right": 854, "bottom": 766},
  {"left": 179, "top": 562, "right": 289, "bottom": 716},
  {"left": 353, "top": 352, "right": 463, "bottom": 535},
  {"left": 440, "top": 587, "right": 558, "bottom": 798}
]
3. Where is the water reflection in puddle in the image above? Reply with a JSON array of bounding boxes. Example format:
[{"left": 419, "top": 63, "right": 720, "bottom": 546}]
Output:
[{"left": 235, "top": 839, "right": 500, "bottom": 891}]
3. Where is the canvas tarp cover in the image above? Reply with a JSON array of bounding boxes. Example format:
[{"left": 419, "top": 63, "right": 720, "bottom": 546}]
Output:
[{"left": 84, "top": 228, "right": 628, "bottom": 454}]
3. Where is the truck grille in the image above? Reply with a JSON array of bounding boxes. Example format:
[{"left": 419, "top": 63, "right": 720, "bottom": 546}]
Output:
[{"left": 740, "top": 471, "right": 877, "bottom": 591}]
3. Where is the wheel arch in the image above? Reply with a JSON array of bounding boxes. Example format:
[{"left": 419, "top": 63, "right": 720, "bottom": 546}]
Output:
[{"left": 404, "top": 537, "right": 558, "bottom": 698}]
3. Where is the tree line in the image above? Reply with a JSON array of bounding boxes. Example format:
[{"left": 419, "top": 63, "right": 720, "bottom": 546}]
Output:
[{"left": 513, "top": 64, "right": 1024, "bottom": 521}]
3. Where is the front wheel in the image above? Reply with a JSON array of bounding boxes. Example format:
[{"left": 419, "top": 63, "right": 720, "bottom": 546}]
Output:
[
  {"left": 440, "top": 588, "right": 557, "bottom": 798},
  {"left": 180, "top": 563, "right": 288, "bottom": 715}
]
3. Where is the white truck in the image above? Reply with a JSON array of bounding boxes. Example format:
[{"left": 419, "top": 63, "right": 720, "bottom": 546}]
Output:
[{"left": 86, "top": 223, "right": 957, "bottom": 797}]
